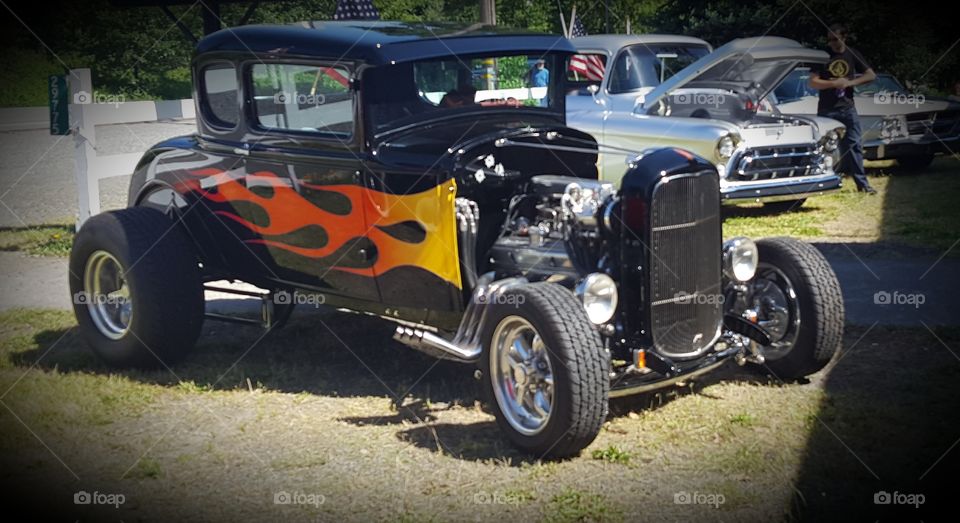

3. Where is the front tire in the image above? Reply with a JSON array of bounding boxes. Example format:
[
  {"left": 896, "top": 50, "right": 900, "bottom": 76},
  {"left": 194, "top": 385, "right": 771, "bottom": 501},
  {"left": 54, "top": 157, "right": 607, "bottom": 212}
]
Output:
[
  {"left": 69, "top": 207, "right": 204, "bottom": 368},
  {"left": 480, "top": 283, "right": 609, "bottom": 458},
  {"left": 747, "top": 238, "right": 844, "bottom": 379}
]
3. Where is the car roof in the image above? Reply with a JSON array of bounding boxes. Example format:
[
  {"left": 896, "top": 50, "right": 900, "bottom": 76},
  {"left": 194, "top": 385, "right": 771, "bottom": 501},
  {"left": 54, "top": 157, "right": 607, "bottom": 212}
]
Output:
[
  {"left": 570, "top": 34, "right": 712, "bottom": 54},
  {"left": 197, "top": 21, "right": 577, "bottom": 65}
]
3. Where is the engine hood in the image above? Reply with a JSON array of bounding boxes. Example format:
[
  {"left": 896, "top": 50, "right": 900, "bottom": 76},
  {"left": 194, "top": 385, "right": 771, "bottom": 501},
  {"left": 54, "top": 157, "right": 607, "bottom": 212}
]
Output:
[{"left": 642, "top": 37, "right": 828, "bottom": 112}]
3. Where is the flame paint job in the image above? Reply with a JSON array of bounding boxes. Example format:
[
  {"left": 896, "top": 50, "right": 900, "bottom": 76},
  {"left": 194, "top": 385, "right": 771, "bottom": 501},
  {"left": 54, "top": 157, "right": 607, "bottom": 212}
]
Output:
[{"left": 182, "top": 167, "right": 462, "bottom": 289}]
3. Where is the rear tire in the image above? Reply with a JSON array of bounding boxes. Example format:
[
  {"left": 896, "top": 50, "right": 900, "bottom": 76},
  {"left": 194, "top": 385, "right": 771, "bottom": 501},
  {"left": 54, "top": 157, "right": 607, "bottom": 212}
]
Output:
[
  {"left": 69, "top": 207, "right": 204, "bottom": 368},
  {"left": 762, "top": 199, "right": 806, "bottom": 213},
  {"left": 749, "top": 237, "right": 844, "bottom": 379},
  {"left": 480, "top": 283, "right": 609, "bottom": 458}
]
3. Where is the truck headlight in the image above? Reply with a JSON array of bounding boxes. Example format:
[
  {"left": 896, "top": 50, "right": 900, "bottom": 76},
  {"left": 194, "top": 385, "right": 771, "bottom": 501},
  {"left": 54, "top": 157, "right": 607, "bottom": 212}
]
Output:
[
  {"left": 717, "top": 135, "right": 736, "bottom": 161},
  {"left": 576, "top": 273, "right": 618, "bottom": 325},
  {"left": 723, "top": 237, "right": 758, "bottom": 282},
  {"left": 822, "top": 130, "right": 840, "bottom": 152}
]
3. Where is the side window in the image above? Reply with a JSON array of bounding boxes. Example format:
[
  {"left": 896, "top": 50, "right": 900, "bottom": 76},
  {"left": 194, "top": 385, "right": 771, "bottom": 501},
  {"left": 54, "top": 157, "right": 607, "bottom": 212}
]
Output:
[
  {"left": 202, "top": 64, "right": 239, "bottom": 127},
  {"left": 250, "top": 63, "right": 353, "bottom": 137},
  {"left": 567, "top": 54, "right": 607, "bottom": 83}
]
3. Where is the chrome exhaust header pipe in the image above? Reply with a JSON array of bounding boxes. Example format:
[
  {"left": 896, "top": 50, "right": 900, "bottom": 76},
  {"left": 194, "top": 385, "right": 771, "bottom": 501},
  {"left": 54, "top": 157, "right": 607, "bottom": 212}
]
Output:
[{"left": 391, "top": 273, "right": 527, "bottom": 363}]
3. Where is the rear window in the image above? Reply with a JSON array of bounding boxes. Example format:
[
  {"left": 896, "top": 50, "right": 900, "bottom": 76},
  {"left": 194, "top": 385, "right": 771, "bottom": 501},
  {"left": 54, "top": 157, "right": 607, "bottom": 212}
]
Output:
[{"left": 202, "top": 64, "right": 239, "bottom": 127}]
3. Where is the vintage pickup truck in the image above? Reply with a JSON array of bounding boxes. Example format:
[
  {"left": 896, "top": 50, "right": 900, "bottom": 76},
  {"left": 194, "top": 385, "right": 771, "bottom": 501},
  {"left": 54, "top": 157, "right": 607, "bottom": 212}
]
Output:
[
  {"left": 69, "top": 21, "right": 844, "bottom": 457},
  {"left": 567, "top": 35, "right": 847, "bottom": 212}
]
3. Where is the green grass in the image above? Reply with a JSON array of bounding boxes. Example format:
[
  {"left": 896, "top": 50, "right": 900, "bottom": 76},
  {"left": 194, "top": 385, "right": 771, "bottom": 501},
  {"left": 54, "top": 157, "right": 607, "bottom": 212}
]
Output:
[
  {"left": 543, "top": 489, "right": 622, "bottom": 523},
  {"left": 0, "top": 224, "right": 74, "bottom": 257},
  {"left": 590, "top": 445, "right": 632, "bottom": 465},
  {"left": 0, "top": 309, "right": 957, "bottom": 521},
  {"left": 722, "top": 157, "right": 960, "bottom": 253}
]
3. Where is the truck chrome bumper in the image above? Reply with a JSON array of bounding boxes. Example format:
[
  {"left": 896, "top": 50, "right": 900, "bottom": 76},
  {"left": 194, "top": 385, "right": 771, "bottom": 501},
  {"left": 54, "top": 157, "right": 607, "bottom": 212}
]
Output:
[{"left": 720, "top": 172, "right": 842, "bottom": 203}]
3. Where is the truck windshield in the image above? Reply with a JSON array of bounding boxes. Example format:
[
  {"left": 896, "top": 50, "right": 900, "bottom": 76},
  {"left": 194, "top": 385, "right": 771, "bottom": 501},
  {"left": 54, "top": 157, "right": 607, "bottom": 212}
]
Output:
[
  {"left": 364, "top": 53, "right": 565, "bottom": 136},
  {"left": 607, "top": 44, "right": 710, "bottom": 93}
]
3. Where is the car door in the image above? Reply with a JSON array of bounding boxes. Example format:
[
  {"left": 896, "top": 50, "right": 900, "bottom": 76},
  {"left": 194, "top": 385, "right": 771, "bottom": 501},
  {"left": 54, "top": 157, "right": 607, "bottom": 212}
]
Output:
[{"left": 240, "top": 61, "right": 379, "bottom": 301}]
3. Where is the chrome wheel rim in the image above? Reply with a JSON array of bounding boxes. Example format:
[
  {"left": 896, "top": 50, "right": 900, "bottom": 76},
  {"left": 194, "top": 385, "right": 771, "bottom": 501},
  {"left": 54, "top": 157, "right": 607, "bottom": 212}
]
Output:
[
  {"left": 490, "top": 316, "right": 555, "bottom": 436},
  {"left": 748, "top": 263, "right": 800, "bottom": 360},
  {"left": 83, "top": 250, "right": 132, "bottom": 340}
]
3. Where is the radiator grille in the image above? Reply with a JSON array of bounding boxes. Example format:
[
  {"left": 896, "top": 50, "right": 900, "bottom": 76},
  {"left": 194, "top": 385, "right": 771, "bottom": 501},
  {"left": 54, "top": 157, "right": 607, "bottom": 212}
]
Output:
[
  {"left": 649, "top": 173, "right": 723, "bottom": 358},
  {"left": 730, "top": 145, "right": 819, "bottom": 181}
]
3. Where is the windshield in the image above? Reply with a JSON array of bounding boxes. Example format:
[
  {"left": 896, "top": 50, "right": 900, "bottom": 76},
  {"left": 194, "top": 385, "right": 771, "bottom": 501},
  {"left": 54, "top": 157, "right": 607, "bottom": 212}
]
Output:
[
  {"left": 607, "top": 44, "right": 710, "bottom": 93},
  {"left": 364, "top": 53, "right": 565, "bottom": 136},
  {"left": 855, "top": 75, "right": 906, "bottom": 95},
  {"left": 773, "top": 68, "right": 817, "bottom": 102}
]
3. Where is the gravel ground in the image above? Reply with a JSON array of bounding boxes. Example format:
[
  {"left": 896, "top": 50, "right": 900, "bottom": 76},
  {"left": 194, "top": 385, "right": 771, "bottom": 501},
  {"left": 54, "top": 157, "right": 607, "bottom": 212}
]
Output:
[{"left": 0, "top": 121, "right": 195, "bottom": 227}]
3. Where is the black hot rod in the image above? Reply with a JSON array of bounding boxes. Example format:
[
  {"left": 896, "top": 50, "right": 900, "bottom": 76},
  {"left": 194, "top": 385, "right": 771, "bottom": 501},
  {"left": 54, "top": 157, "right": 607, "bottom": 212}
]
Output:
[{"left": 69, "top": 21, "right": 844, "bottom": 457}]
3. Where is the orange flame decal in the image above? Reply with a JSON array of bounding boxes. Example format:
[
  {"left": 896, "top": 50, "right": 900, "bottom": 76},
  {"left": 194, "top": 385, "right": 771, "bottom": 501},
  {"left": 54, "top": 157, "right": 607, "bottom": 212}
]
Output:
[{"left": 188, "top": 168, "right": 461, "bottom": 289}]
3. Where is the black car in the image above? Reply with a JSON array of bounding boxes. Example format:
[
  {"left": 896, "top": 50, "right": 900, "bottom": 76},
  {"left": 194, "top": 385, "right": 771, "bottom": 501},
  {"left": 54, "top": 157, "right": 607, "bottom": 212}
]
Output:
[{"left": 69, "top": 21, "right": 844, "bottom": 457}]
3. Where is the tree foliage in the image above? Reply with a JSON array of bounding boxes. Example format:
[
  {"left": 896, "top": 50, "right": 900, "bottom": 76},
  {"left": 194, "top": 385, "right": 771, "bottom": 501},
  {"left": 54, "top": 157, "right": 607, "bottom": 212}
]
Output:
[{"left": 0, "top": 0, "right": 955, "bottom": 106}]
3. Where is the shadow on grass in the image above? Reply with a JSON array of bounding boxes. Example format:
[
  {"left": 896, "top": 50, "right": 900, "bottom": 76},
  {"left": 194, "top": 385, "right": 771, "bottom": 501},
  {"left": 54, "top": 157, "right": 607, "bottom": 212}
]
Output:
[
  {"left": 787, "top": 325, "right": 960, "bottom": 521},
  {"left": 877, "top": 156, "right": 960, "bottom": 252},
  {"left": 13, "top": 309, "right": 478, "bottom": 403},
  {"left": 721, "top": 203, "right": 820, "bottom": 220},
  {"left": 11, "top": 306, "right": 790, "bottom": 463},
  {"left": 11, "top": 313, "right": 960, "bottom": 488}
]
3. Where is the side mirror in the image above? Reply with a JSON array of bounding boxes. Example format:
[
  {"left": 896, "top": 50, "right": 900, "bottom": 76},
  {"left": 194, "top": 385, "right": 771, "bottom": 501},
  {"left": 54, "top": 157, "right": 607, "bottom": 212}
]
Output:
[{"left": 586, "top": 84, "right": 604, "bottom": 106}]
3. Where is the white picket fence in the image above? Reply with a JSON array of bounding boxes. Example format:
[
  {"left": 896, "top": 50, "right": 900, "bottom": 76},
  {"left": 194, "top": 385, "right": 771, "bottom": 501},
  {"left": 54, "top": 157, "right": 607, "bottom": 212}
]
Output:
[{"left": 67, "top": 68, "right": 195, "bottom": 226}]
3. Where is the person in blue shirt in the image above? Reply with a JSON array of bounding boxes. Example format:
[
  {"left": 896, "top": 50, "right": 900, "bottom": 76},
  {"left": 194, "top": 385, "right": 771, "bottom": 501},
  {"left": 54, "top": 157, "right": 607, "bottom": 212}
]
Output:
[{"left": 529, "top": 59, "right": 549, "bottom": 106}]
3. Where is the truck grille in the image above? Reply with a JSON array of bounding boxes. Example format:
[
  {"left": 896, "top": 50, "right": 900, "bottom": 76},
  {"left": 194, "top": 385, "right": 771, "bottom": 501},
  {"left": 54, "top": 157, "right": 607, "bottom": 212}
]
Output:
[
  {"left": 649, "top": 173, "right": 723, "bottom": 359},
  {"left": 730, "top": 145, "right": 819, "bottom": 181},
  {"left": 907, "top": 111, "right": 960, "bottom": 139}
]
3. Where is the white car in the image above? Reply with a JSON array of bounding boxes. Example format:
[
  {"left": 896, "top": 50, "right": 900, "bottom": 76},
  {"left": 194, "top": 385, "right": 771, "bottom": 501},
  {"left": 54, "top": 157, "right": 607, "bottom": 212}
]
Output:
[{"left": 774, "top": 69, "right": 960, "bottom": 170}]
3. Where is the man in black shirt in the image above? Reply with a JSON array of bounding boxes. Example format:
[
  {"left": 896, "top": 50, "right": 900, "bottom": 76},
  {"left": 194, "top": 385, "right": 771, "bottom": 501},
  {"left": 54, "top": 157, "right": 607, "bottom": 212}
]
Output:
[{"left": 809, "top": 23, "right": 877, "bottom": 193}]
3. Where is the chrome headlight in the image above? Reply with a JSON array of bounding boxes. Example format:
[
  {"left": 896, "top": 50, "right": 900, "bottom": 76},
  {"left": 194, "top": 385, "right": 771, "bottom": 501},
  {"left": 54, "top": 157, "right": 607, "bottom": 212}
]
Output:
[
  {"left": 723, "top": 237, "right": 758, "bottom": 282},
  {"left": 880, "top": 115, "right": 908, "bottom": 139},
  {"left": 822, "top": 130, "right": 840, "bottom": 152},
  {"left": 716, "top": 135, "right": 737, "bottom": 161},
  {"left": 576, "top": 273, "right": 619, "bottom": 325}
]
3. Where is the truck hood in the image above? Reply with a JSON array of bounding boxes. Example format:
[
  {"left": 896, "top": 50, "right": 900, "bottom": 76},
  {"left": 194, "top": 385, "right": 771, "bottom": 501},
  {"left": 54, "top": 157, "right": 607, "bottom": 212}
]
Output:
[{"left": 642, "top": 37, "right": 828, "bottom": 111}]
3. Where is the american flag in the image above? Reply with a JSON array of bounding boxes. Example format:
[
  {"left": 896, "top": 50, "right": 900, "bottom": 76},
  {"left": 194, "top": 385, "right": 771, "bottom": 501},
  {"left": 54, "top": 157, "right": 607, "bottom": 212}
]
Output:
[
  {"left": 570, "top": 13, "right": 588, "bottom": 38},
  {"left": 333, "top": 0, "right": 380, "bottom": 20},
  {"left": 568, "top": 15, "right": 605, "bottom": 81}
]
